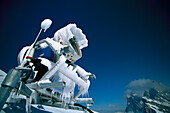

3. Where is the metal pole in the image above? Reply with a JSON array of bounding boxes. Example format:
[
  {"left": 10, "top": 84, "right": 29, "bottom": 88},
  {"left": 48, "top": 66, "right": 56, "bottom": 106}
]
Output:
[{"left": 0, "top": 69, "right": 21, "bottom": 111}]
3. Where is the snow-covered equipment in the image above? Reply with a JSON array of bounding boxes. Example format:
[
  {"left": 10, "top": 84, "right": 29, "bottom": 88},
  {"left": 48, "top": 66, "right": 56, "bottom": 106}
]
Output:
[{"left": 0, "top": 20, "right": 96, "bottom": 113}]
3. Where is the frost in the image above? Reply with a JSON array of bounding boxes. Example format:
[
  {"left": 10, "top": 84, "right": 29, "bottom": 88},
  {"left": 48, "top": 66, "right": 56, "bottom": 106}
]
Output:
[{"left": 54, "top": 24, "right": 88, "bottom": 49}]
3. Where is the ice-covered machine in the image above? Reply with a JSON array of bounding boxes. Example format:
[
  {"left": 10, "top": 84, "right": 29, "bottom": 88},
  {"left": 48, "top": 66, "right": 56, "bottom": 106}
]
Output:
[{"left": 0, "top": 19, "right": 96, "bottom": 113}]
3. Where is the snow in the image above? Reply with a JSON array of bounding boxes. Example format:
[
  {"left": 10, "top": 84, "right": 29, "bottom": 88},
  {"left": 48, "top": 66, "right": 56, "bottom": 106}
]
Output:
[
  {"left": 0, "top": 70, "right": 7, "bottom": 76},
  {"left": 54, "top": 24, "right": 88, "bottom": 49},
  {"left": 132, "top": 93, "right": 136, "bottom": 96},
  {"left": 143, "top": 96, "right": 170, "bottom": 107},
  {"left": 139, "top": 101, "right": 143, "bottom": 104},
  {"left": 153, "top": 100, "right": 161, "bottom": 105},
  {"left": 146, "top": 103, "right": 163, "bottom": 113},
  {"left": 59, "top": 62, "right": 90, "bottom": 96},
  {"left": 37, "top": 55, "right": 90, "bottom": 104},
  {"left": 44, "top": 37, "right": 64, "bottom": 53},
  {"left": 41, "top": 19, "right": 52, "bottom": 32},
  {"left": 143, "top": 97, "right": 152, "bottom": 102},
  {"left": 0, "top": 69, "right": 7, "bottom": 84}
]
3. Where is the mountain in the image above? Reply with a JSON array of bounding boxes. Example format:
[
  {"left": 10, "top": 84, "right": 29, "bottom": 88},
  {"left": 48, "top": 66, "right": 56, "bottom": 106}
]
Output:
[
  {"left": 0, "top": 69, "right": 7, "bottom": 84},
  {"left": 125, "top": 81, "right": 170, "bottom": 113}
]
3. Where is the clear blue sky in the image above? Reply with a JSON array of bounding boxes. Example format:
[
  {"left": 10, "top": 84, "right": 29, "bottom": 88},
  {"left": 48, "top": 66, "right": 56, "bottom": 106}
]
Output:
[{"left": 0, "top": 0, "right": 170, "bottom": 112}]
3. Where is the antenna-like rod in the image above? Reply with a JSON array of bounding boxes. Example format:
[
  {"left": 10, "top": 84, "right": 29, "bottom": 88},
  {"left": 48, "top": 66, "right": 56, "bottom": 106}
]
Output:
[{"left": 20, "top": 19, "right": 52, "bottom": 67}]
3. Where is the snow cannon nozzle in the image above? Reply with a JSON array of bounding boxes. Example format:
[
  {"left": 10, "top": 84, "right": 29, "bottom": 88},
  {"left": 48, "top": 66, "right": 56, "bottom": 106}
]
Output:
[{"left": 41, "top": 19, "right": 52, "bottom": 32}]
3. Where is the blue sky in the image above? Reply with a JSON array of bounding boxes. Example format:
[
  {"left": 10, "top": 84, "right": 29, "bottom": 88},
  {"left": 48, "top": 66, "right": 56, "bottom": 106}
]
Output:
[{"left": 0, "top": 0, "right": 170, "bottom": 112}]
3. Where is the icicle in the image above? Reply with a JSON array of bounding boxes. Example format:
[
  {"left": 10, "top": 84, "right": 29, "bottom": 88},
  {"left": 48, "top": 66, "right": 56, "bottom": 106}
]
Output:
[
  {"left": 61, "top": 76, "right": 76, "bottom": 106},
  {"left": 31, "top": 90, "right": 37, "bottom": 104},
  {"left": 78, "top": 80, "right": 90, "bottom": 96},
  {"left": 49, "top": 90, "right": 55, "bottom": 103},
  {"left": 25, "top": 90, "right": 34, "bottom": 113},
  {"left": 26, "top": 97, "right": 31, "bottom": 113}
]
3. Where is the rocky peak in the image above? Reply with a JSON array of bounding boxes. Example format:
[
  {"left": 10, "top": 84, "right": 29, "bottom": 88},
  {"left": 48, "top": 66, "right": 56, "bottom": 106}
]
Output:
[{"left": 125, "top": 81, "right": 170, "bottom": 113}]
